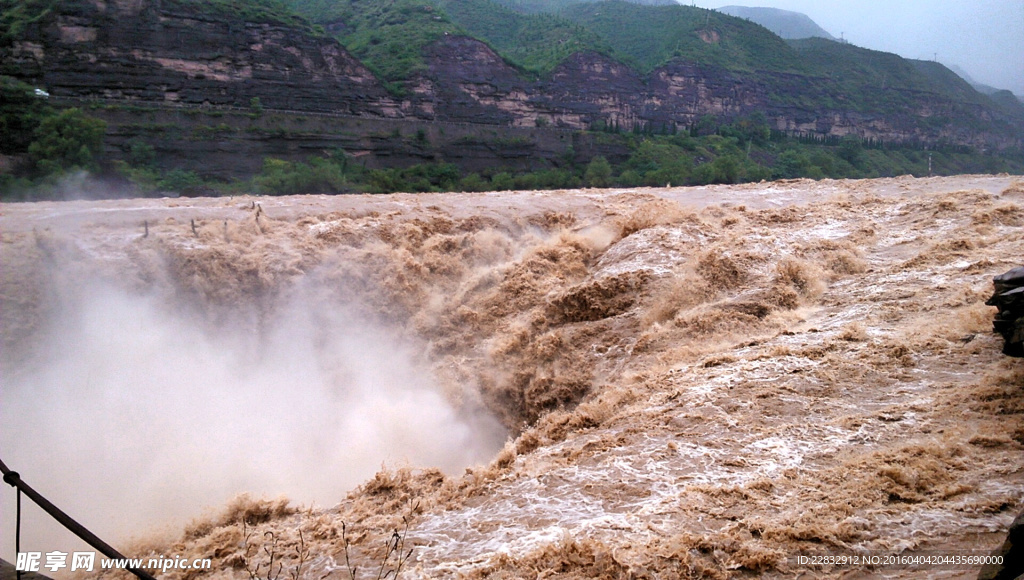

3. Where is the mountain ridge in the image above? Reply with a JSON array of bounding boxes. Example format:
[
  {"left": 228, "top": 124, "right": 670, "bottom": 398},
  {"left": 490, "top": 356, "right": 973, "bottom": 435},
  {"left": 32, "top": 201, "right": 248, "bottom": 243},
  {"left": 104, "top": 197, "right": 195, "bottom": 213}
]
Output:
[{"left": 717, "top": 5, "right": 835, "bottom": 40}]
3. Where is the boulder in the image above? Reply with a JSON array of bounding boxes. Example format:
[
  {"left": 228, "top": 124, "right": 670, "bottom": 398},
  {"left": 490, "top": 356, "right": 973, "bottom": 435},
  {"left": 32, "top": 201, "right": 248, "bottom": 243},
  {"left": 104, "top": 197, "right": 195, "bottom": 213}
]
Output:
[
  {"left": 978, "top": 510, "right": 1024, "bottom": 579},
  {"left": 986, "top": 266, "right": 1024, "bottom": 357}
]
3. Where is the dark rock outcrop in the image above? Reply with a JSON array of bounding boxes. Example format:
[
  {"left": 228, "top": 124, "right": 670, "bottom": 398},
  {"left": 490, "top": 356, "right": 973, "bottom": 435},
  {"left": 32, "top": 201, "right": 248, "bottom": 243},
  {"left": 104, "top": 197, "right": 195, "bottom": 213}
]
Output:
[
  {"left": 1, "top": 0, "right": 395, "bottom": 116},
  {"left": 978, "top": 510, "right": 1024, "bottom": 579},
  {"left": 85, "top": 105, "right": 608, "bottom": 179},
  {"left": 986, "top": 266, "right": 1024, "bottom": 357}
]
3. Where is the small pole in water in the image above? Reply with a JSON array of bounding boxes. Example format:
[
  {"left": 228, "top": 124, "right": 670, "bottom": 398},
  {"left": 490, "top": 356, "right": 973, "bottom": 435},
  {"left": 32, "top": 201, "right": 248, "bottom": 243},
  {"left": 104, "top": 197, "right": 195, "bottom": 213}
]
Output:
[
  {"left": 191, "top": 219, "right": 198, "bottom": 236},
  {"left": 143, "top": 220, "right": 148, "bottom": 238}
]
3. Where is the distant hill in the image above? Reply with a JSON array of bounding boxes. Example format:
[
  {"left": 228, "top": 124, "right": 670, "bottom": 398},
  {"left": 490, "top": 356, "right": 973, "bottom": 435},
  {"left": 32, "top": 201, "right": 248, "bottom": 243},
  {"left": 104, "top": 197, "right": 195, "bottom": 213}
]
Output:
[
  {"left": 947, "top": 64, "right": 1023, "bottom": 106},
  {"left": 788, "top": 38, "right": 991, "bottom": 108},
  {"left": 718, "top": 6, "right": 835, "bottom": 40}
]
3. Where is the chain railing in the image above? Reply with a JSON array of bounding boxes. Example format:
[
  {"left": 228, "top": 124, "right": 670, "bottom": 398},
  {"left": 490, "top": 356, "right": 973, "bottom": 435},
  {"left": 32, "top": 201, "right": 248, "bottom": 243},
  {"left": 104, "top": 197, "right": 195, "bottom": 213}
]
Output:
[{"left": 0, "top": 457, "right": 157, "bottom": 580}]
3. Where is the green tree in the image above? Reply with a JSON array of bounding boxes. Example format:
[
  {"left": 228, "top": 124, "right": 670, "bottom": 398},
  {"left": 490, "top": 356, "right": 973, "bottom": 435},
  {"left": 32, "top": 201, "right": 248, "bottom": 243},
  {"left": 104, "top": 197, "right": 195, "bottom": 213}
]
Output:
[
  {"left": 838, "top": 136, "right": 864, "bottom": 168},
  {"left": 491, "top": 172, "right": 515, "bottom": 190},
  {"left": 623, "top": 140, "right": 693, "bottom": 186},
  {"left": 721, "top": 113, "right": 771, "bottom": 146},
  {"left": 128, "top": 140, "right": 156, "bottom": 166},
  {"left": 28, "top": 108, "right": 106, "bottom": 175},
  {"left": 584, "top": 155, "right": 612, "bottom": 187},
  {"left": 774, "top": 149, "right": 811, "bottom": 179},
  {"left": 157, "top": 168, "right": 204, "bottom": 192},
  {"left": 0, "top": 75, "right": 52, "bottom": 155},
  {"left": 459, "top": 172, "right": 489, "bottom": 192},
  {"left": 255, "top": 157, "right": 349, "bottom": 194},
  {"left": 711, "top": 154, "right": 740, "bottom": 183}
]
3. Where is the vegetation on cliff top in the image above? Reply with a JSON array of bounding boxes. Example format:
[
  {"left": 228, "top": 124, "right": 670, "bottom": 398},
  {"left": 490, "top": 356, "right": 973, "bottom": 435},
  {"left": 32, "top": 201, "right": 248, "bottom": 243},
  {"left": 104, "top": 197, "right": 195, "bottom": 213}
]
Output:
[
  {"left": 286, "top": 0, "right": 462, "bottom": 89},
  {"left": 164, "top": 0, "right": 315, "bottom": 29},
  {"left": 430, "top": 0, "right": 613, "bottom": 76},
  {"left": 0, "top": 0, "right": 57, "bottom": 44},
  {"left": 557, "top": 1, "right": 807, "bottom": 74},
  {"left": 286, "top": 0, "right": 617, "bottom": 84},
  {"left": 285, "top": 0, "right": 809, "bottom": 79}
]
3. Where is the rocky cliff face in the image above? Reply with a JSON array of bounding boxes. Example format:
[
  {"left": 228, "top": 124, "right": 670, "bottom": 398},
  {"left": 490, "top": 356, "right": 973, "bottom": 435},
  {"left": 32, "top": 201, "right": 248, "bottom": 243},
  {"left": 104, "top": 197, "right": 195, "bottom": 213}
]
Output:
[
  {"left": 412, "top": 36, "right": 1023, "bottom": 148},
  {"left": 2, "top": 0, "right": 395, "bottom": 115},
  {"left": 4, "top": 3, "right": 1021, "bottom": 149}
]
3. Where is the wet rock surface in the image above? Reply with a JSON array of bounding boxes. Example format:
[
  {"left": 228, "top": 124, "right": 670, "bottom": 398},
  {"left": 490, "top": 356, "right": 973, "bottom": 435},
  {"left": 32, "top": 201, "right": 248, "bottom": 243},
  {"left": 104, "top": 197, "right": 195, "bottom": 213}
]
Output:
[
  {"left": 979, "top": 510, "right": 1024, "bottom": 579},
  {"left": 987, "top": 266, "right": 1024, "bottom": 357}
]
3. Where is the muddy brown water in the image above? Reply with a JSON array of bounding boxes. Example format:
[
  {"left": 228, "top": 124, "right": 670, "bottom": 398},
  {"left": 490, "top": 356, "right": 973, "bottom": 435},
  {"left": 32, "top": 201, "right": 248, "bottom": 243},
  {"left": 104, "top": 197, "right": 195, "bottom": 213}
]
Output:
[{"left": 1, "top": 175, "right": 1022, "bottom": 578}]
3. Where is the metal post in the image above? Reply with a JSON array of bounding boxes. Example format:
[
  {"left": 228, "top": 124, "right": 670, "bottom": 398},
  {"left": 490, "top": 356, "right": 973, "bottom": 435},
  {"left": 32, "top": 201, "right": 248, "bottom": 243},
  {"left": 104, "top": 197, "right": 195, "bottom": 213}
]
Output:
[{"left": 0, "top": 458, "right": 158, "bottom": 580}]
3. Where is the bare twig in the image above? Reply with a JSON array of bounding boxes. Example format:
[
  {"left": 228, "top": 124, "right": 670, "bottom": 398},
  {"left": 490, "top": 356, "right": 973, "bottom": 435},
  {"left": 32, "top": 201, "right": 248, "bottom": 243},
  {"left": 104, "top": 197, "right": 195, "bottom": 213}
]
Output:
[
  {"left": 264, "top": 531, "right": 283, "bottom": 580},
  {"left": 342, "top": 522, "right": 358, "bottom": 580},
  {"left": 392, "top": 517, "right": 412, "bottom": 579},
  {"left": 374, "top": 531, "right": 397, "bottom": 580},
  {"left": 290, "top": 531, "right": 309, "bottom": 580},
  {"left": 242, "top": 519, "right": 261, "bottom": 580}
]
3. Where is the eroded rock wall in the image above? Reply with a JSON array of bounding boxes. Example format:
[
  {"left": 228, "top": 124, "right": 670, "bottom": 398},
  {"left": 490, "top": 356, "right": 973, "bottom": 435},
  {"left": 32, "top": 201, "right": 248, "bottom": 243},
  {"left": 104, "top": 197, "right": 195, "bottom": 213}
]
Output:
[
  {"left": 4, "top": 4, "right": 1021, "bottom": 154},
  {"left": 2, "top": 0, "right": 395, "bottom": 115}
]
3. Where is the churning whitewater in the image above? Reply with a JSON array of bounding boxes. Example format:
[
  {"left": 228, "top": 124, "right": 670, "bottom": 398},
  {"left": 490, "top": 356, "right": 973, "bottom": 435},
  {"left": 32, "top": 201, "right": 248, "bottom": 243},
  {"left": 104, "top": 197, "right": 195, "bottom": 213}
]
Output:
[{"left": 1, "top": 175, "right": 1022, "bottom": 578}]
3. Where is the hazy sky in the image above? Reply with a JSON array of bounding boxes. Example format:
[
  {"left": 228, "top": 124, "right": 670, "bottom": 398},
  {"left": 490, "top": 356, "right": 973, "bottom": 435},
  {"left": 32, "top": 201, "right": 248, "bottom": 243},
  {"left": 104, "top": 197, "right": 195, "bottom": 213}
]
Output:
[{"left": 686, "top": 0, "right": 1024, "bottom": 95}]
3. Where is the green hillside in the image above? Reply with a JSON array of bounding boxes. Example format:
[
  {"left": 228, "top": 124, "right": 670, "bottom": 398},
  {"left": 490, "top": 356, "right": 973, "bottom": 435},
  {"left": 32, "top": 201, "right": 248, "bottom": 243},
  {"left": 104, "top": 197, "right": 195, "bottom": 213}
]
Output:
[
  {"left": 788, "top": 38, "right": 997, "bottom": 112},
  {"left": 284, "top": 0, "right": 618, "bottom": 85},
  {"left": 285, "top": 0, "right": 616, "bottom": 82},
  {"left": 430, "top": 0, "right": 613, "bottom": 75},
  {"left": 165, "top": 0, "right": 314, "bottom": 29},
  {"left": 282, "top": 0, "right": 348, "bottom": 22},
  {"left": 285, "top": 0, "right": 462, "bottom": 89},
  {"left": 557, "top": 1, "right": 807, "bottom": 74}
]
